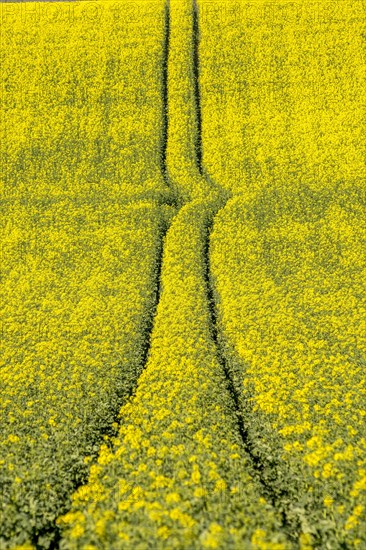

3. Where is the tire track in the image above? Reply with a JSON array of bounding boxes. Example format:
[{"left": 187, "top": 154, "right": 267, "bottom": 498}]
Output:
[
  {"left": 30, "top": 0, "right": 292, "bottom": 546},
  {"left": 204, "top": 215, "right": 298, "bottom": 543},
  {"left": 192, "top": 0, "right": 203, "bottom": 174},
  {"left": 191, "top": 0, "right": 297, "bottom": 542},
  {"left": 34, "top": 5, "right": 177, "bottom": 548}
]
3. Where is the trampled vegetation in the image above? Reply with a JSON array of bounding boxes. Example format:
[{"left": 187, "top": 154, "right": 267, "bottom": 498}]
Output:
[{"left": 0, "top": 0, "right": 365, "bottom": 548}]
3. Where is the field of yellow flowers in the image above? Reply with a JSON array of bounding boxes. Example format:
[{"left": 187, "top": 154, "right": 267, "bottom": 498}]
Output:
[
  {"left": 202, "top": 1, "right": 366, "bottom": 546},
  {"left": 0, "top": 0, "right": 365, "bottom": 548}
]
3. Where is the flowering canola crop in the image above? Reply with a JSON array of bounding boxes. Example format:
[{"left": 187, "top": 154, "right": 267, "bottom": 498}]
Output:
[
  {"left": 58, "top": 199, "right": 288, "bottom": 550},
  {"left": 58, "top": 1, "right": 289, "bottom": 547},
  {"left": 0, "top": 0, "right": 171, "bottom": 203},
  {"left": 0, "top": 199, "right": 173, "bottom": 548},
  {"left": 166, "top": 0, "right": 220, "bottom": 203},
  {"left": 1, "top": 0, "right": 365, "bottom": 548},
  {"left": 199, "top": 0, "right": 365, "bottom": 197},
  {"left": 210, "top": 188, "right": 366, "bottom": 546},
  {"left": 0, "top": 0, "right": 176, "bottom": 547},
  {"left": 202, "top": 2, "right": 366, "bottom": 545}
]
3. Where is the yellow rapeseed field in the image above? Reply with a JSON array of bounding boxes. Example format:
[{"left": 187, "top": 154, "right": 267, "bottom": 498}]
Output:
[
  {"left": 210, "top": 188, "right": 366, "bottom": 547},
  {"left": 203, "top": 0, "right": 366, "bottom": 546},
  {"left": 0, "top": 0, "right": 171, "bottom": 203},
  {"left": 58, "top": 1, "right": 289, "bottom": 547},
  {"left": 166, "top": 0, "right": 220, "bottom": 202},
  {"left": 58, "top": 199, "right": 288, "bottom": 549},
  {"left": 1, "top": 0, "right": 365, "bottom": 548},
  {"left": 199, "top": 0, "right": 365, "bottom": 197},
  {"left": 0, "top": 198, "right": 174, "bottom": 548},
  {"left": 0, "top": 1, "right": 176, "bottom": 547}
]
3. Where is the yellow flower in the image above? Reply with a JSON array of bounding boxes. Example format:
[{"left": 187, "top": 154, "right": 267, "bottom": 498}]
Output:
[
  {"left": 191, "top": 466, "right": 201, "bottom": 484},
  {"left": 323, "top": 496, "right": 333, "bottom": 508},
  {"left": 165, "top": 492, "right": 181, "bottom": 504}
]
